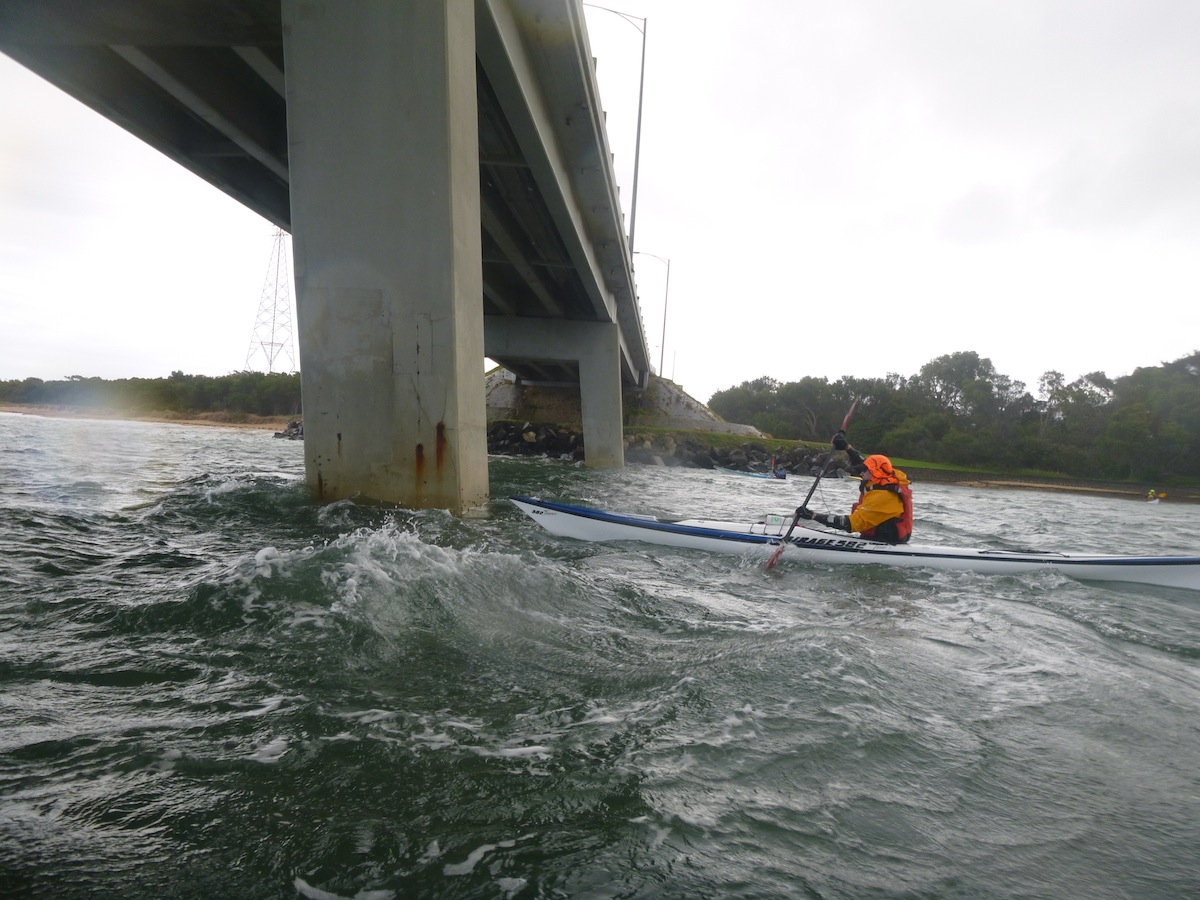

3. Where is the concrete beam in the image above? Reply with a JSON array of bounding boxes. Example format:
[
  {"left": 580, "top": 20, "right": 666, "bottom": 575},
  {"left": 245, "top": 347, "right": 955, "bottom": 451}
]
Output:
[
  {"left": 283, "top": 0, "right": 489, "bottom": 512},
  {"left": 485, "top": 315, "right": 624, "bottom": 467}
]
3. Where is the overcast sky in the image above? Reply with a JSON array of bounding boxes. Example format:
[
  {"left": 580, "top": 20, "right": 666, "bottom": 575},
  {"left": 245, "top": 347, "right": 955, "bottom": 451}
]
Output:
[{"left": 2, "top": 0, "right": 1198, "bottom": 404}]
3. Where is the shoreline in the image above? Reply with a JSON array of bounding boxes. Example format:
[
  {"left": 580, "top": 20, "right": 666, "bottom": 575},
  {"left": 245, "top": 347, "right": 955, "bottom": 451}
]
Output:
[
  {"left": 0, "top": 403, "right": 294, "bottom": 432},
  {"left": 3, "top": 403, "right": 1193, "bottom": 503},
  {"left": 937, "top": 477, "right": 1189, "bottom": 502},
  {"left": 901, "top": 464, "right": 1199, "bottom": 502}
]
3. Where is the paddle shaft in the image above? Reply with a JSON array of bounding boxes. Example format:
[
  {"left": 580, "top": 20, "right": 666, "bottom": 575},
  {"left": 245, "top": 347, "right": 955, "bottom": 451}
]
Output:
[
  {"left": 765, "top": 399, "right": 858, "bottom": 569},
  {"left": 766, "top": 463, "right": 831, "bottom": 563}
]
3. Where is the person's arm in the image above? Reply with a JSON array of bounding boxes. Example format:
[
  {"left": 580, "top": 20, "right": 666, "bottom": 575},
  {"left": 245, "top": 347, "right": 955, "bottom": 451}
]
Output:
[
  {"left": 795, "top": 507, "right": 851, "bottom": 532},
  {"left": 797, "top": 491, "right": 900, "bottom": 534},
  {"left": 831, "top": 430, "right": 864, "bottom": 468}
]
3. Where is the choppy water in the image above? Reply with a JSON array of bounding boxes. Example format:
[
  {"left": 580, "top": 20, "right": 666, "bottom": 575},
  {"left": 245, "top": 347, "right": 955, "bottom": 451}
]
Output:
[{"left": 2, "top": 411, "right": 1199, "bottom": 899}]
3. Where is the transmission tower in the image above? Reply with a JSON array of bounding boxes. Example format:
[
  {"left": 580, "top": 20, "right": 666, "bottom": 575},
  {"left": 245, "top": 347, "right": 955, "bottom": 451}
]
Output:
[{"left": 245, "top": 227, "right": 297, "bottom": 372}]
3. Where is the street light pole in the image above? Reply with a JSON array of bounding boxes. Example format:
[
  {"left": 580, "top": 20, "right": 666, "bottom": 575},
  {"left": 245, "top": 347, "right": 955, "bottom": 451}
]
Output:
[
  {"left": 628, "top": 16, "right": 646, "bottom": 253},
  {"left": 583, "top": 4, "right": 646, "bottom": 254},
  {"left": 634, "top": 251, "right": 670, "bottom": 376}
]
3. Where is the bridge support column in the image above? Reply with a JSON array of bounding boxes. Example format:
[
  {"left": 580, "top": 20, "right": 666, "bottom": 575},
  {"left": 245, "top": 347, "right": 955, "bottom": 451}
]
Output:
[
  {"left": 485, "top": 317, "right": 625, "bottom": 467},
  {"left": 282, "top": 0, "right": 488, "bottom": 513}
]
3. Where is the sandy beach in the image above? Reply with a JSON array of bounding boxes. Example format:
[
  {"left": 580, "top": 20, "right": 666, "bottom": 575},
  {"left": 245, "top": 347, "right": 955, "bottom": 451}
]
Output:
[{"left": 0, "top": 404, "right": 294, "bottom": 432}]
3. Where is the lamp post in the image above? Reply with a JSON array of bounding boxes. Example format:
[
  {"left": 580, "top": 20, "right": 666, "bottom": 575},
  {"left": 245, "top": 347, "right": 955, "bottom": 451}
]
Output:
[
  {"left": 633, "top": 251, "right": 670, "bottom": 376},
  {"left": 583, "top": 4, "right": 646, "bottom": 254}
]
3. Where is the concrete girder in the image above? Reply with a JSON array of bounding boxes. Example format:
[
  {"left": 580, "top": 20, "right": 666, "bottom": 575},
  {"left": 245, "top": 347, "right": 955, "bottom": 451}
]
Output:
[{"left": 485, "top": 314, "right": 623, "bottom": 467}]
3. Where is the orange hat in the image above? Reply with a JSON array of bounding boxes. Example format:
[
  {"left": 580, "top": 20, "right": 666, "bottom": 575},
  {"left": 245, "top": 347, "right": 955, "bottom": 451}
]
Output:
[{"left": 862, "top": 454, "right": 898, "bottom": 485}]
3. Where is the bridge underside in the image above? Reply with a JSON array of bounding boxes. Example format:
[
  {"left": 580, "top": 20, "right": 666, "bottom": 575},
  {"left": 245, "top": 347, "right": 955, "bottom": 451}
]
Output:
[{"left": 0, "top": 0, "right": 651, "bottom": 511}]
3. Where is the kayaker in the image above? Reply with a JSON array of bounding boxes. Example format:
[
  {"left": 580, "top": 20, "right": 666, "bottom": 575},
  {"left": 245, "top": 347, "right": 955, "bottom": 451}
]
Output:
[
  {"left": 796, "top": 450, "right": 914, "bottom": 544},
  {"left": 769, "top": 451, "right": 787, "bottom": 479}
]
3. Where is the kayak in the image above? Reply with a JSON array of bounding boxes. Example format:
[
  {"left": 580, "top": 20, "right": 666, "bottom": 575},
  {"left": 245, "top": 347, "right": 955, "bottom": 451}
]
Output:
[
  {"left": 716, "top": 467, "right": 854, "bottom": 481},
  {"left": 717, "top": 467, "right": 787, "bottom": 480},
  {"left": 510, "top": 496, "right": 1200, "bottom": 591}
]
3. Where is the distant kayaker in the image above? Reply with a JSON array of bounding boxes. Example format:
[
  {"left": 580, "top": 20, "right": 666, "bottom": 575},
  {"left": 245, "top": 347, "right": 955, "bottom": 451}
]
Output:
[
  {"left": 796, "top": 435, "right": 913, "bottom": 544},
  {"left": 769, "top": 451, "right": 787, "bottom": 479}
]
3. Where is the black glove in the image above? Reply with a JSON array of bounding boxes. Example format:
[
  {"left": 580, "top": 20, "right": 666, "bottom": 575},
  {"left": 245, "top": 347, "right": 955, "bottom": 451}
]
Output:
[
  {"left": 831, "top": 430, "right": 848, "bottom": 451},
  {"left": 796, "top": 506, "right": 814, "bottom": 520}
]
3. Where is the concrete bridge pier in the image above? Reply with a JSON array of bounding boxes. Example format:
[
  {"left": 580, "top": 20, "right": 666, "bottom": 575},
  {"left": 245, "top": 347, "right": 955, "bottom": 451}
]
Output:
[
  {"left": 282, "top": 0, "right": 489, "bottom": 513},
  {"left": 485, "top": 316, "right": 625, "bottom": 468}
]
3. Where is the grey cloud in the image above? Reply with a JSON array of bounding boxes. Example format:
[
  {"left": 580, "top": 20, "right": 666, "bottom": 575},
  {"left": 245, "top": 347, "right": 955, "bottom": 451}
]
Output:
[
  {"left": 1032, "top": 107, "right": 1200, "bottom": 234},
  {"left": 939, "top": 185, "right": 1020, "bottom": 243}
]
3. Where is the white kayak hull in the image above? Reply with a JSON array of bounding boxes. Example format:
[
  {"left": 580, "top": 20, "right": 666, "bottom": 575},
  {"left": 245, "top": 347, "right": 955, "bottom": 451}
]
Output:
[{"left": 510, "top": 496, "right": 1200, "bottom": 591}]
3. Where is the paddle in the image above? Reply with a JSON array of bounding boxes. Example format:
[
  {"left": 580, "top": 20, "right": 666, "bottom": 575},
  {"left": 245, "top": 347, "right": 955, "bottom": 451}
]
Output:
[{"left": 765, "top": 399, "right": 858, "bottom": 570}]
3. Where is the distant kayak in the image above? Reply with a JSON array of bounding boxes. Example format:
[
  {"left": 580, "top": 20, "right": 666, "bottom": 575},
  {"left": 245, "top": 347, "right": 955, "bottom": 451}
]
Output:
[{"left": 717, "top": 467, "right": 787, "bottom": 480}]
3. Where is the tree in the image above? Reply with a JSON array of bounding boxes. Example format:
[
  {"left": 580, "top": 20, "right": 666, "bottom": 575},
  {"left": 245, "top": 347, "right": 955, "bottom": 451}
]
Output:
[
  {"left": 708, "top": 377, "right": 781, "bottom": 431},
  {"left": 910, "top": 351, "right": 995, "bottom": 415}
]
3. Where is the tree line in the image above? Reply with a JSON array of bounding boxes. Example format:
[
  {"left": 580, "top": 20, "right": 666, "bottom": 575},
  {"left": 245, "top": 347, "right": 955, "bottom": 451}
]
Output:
[
  {"left": 707, "top": 350, "right": 1200, "bottom": 485},
  {"left": 0, "top": 371, "right": 302, "bottom": 419},
  {"left": 5, "top": 352, "right": 1198, "bottom": 484}
]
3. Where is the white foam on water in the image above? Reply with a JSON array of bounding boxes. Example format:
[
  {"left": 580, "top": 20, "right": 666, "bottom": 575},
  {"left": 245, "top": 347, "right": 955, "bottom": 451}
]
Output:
[
  {"left": 246, "top": 737, "right": 288, "bottom": 763},
  {"left": 319, "top": 731, "right": 358, "bottom": 743},
  {"left": 153, "top": 748, "right": 183, "bottom": 771},
  {"left": 316, "top": 497, "right": 362, "bottom": 527},
  {"left": 292, "top": 876, "right": 396, "bottom": 900},
  {"left": 472, "top": 744, "right": 553, "bottom": 760},
  {"left": 442, "top": 838, "right": 516, "bottom": 876},
  {"left": 230, "top": 695, "right": 289, "bottom": 719},
  {"left": 293, "top": 877, "right": 344, "bottom": 900},
  {"left": 350, "top": 709, "right": 399, "bottom": 725},
  {"left": 496, "top": 876, "right": 528, "bottom": 897}
]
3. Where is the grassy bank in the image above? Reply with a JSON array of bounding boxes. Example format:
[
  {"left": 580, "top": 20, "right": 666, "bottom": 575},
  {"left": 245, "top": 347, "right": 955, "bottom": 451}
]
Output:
[{"left": 623, "top": 426, "right": 1200, "bottom": 503}]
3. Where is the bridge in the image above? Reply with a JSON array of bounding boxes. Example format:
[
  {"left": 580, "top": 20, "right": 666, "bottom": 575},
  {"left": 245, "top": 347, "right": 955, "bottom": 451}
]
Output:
[{"left": 0, "top": 0, "right": 652, "bottom": 512}]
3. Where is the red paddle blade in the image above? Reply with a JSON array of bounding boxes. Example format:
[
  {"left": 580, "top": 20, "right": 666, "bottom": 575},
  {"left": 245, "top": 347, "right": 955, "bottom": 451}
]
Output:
[
  {"left": 841, "top": 398, "right": 858, "bottom": 432},
  {"left": 765, "top": 542, "right": 786, "bottom": 570}
]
